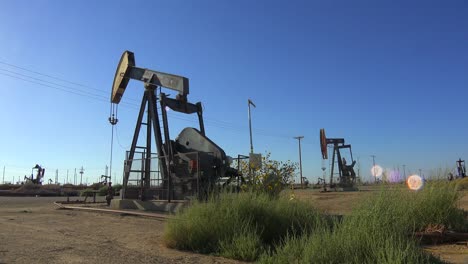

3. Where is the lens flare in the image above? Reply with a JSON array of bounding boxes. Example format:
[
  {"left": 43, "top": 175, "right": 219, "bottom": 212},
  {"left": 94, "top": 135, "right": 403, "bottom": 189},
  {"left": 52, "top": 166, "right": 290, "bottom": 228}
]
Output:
[
  {"left": 370, "top": 165, "right": 383, "bottom": 177},
  {"left": 406, "top": 174, "right": 424, "bottom": 191}
]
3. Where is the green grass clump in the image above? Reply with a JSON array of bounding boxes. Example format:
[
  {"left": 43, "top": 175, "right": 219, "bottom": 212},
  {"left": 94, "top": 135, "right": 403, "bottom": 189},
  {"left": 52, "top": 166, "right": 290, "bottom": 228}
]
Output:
[
  {"left": 165, "top": 182, "right": 465, "bottom": 263},
  {"left": 259, "top": 230, "right": 442, "bottom": 264},
  {"left": 219, "top": 223, "right": 262, "bottom": 261},
  {"left": 260, "top": 182, "right": 465, "bottom": 264},
  {"left": 163, "top": 191, "right": 325, "bottom": 260}
]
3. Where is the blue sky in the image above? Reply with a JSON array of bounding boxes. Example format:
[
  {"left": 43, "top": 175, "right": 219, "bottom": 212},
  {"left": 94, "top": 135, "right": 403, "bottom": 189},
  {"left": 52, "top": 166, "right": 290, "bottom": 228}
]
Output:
[{"left": 0, "top": 0, "right": 467, "bottom": 184}]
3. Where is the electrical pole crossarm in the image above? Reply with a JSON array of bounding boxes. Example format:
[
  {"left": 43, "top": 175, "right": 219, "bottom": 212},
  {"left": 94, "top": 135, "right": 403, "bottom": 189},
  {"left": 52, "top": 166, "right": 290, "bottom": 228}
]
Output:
[{"left": 111, "top": 51, "right": 189, "bottom": 104}]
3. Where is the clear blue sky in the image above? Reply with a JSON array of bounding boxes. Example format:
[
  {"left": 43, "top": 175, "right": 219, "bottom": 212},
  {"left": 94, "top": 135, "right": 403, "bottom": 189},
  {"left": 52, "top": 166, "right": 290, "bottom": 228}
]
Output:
[{"left": 0, "top": 0, "right": 467, "bottom": 184}]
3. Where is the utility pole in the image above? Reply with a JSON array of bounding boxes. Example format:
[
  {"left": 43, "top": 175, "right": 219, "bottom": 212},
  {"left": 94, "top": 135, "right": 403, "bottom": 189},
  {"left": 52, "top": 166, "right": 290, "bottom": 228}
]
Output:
[
  {"left": 370, "top": 155, "right": 376, "bottom": 182},
  {"left": 66, "top": 169, "right": 69, "bottom": 184},
  {"left": 419, "top": 168, "right": 422, "bottom": 177},
  {"left": 294, "top": 136, "right": 304, "bottom": 188},
  {"left": 55, "top": 169, "right": 58, "bottom": 184},
  {"left": 74, "top": 168, "right": 77, "bottom": 185},
  {"left": 79, "top": 166, "right": 84, "bottom": 185},
  {"left": 248, "top": 99, "right": 256, "bottom": 154},
  {"left": 357, "top": 157, "right": 361, "bottom": 183},
  {"left": 2, "top": 166, "right": 5, "bottom": 184}
]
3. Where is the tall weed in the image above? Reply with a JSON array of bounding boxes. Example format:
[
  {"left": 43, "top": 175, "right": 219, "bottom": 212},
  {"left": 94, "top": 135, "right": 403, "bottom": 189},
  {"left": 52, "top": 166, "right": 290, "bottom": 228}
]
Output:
[
  {"left": 260, "top": 182, "right": 464, "bottom": 263},
  {"left": 163, "top": 191, "right": 324, "bottom": 259}
]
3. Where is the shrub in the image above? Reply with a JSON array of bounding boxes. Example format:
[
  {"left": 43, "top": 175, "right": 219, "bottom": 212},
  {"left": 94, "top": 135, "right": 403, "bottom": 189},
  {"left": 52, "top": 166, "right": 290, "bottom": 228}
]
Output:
[
  {"left": 236, "top": 152, "right": 297, "bottom": 197},
  {"left": 89, "top": 183, "right": 104, "bottom": 189},
  {"left": 260, "top": 182, "right": 464, "bottom": 263},
  {"left": 219, "top": 222, "right": 262, "bottom": 261},
  {"left": 163, "top": 191, "right": 324, "bottom": 260},
  {"left": 98, "top": 185, "right": 108, "bottom": 196},
  {"left": 113, "top": 183, "right": 122, "bottom": 192},
  {"left": 97, "top": 183, "right": 122, "bottom": 196},
  {"left": 80, "top": 188, "right": 95, "bottom": 196},
  {"left": 259, "top": 230, "right": 443, "bottom": 264},
  {"left": 165, "top": 182, "right": 464, "bottom": 263}
]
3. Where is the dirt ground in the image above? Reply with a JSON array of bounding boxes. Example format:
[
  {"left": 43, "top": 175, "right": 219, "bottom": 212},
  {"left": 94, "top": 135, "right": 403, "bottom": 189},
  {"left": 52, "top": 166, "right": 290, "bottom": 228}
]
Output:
[
  {"left": 0, "top": 188, "right": 467, "bottom": 264},
  {"left": 0, "top": 196, "right": 242, "bottom": 264}
]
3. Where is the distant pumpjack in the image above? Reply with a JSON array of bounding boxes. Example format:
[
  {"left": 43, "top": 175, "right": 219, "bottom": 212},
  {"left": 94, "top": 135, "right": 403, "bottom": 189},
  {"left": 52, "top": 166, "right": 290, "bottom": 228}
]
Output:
[
  {"left": 320, "top": 129, "right": 357, "bottom": 189},
  {"left": 456, "top": 158, "right": 466, "bottom": 178},
  {"left": 24, "top": 164, "right": 45, "bottom": 184}
]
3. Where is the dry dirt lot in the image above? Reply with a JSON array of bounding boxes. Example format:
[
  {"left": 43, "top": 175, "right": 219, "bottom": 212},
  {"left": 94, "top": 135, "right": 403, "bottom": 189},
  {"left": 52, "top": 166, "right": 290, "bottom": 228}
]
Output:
[
  {"left": 0, "top": 188, "right": 467, "bottom": 264},
  {"left": 0, "top": 196, "right": 242, "bottom": 264}
]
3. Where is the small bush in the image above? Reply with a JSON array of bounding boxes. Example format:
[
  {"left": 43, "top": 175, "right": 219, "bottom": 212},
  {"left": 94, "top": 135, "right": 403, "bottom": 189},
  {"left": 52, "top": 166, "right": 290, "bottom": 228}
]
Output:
[
  {"left": 98, "top": 185, "right": 108, "bottom": 196},
  {"left": 80, "top": 188, "right": 95, "bottom": 196},
  {"left": 97, "top": 184, "right": 122, "bottom": 196},
  {"left": 163, "top": 191, "right": 324, "bottom": 260},
  {"left": 89, "top": 183, "right": 104, "bottom": 189},
  {"left": 165, "top": 182, "right": 464, "bottom": 263},
  {"left": 260, "top": 182, "right": 464, "bottom": 263},
  {"left": 219, "top": 223, "right": 262, "bottom": 261},
  {"left": 113, "top": 184, "right": 122, "bottom": 192}
]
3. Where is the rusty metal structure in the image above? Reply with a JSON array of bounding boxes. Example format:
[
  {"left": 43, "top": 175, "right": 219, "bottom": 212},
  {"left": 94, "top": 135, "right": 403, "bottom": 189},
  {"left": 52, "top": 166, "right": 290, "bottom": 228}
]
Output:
[
  {"left": 320, "top": 129, "right": 357, "bottom": 189},
  {"left": 111, "top": 51, "right": 238, "bottom": 201}
]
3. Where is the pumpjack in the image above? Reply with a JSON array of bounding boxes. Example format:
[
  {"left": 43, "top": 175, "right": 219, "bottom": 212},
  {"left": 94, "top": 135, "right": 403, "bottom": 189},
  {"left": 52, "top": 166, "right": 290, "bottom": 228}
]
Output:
[
  {"left": 111, "top": 51, "right": 238, "bottom": 201},
  {"left": 320, "top": 129, "right": 357, "bottom": 190},
  {"left": 24, "top": 164, "right": 45, "bottom": 184},
  {"left": 456, "top": 158, "right": 466, "bottom": 178}
]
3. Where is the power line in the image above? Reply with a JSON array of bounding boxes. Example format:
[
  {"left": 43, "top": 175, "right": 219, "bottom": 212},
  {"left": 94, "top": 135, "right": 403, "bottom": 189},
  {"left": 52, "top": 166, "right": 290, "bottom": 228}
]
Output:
[
  {"left": 0, "top": 60, "right": 97, "bottom": 89},
  {"left": 0, "top": 67, "right": 108, "bottom": 97},
  {"left": 0, "top": 62, "right": 301, "bottom": 141},
  {"left": 0, "top": 60, "right": 142, "bottom": 102}
]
